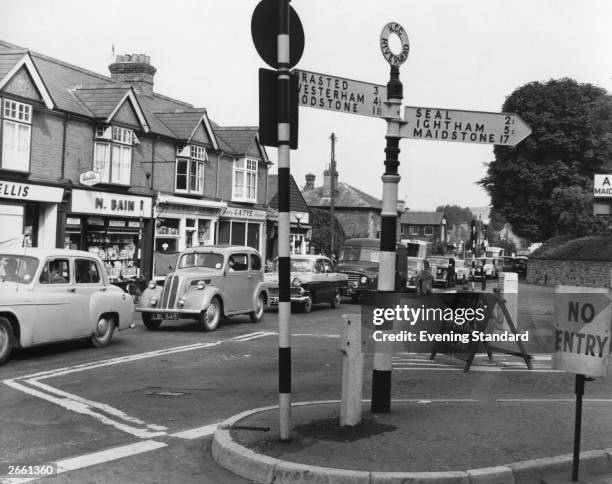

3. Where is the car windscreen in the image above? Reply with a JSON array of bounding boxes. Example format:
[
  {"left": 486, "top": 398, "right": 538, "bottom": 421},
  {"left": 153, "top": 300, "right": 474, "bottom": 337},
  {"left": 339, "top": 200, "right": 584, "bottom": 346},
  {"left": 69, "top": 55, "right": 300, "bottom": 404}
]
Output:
[
  {"left": 340, "top": 247, "right": 379, "bottom": 263},
  {"left": 272, "top": 259, "right": 316, "bottom": 272},
  {"left": 0, "top": 255, "right": 39, "bottom": 284},
  {"left": 178, "top": 252, "right": 224, "bottom": 269}
]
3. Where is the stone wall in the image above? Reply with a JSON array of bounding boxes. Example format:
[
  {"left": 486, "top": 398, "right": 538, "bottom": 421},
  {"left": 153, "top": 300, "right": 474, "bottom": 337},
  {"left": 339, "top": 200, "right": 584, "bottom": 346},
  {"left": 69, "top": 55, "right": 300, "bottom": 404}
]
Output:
[{"left": 527, "top": 258, "right": 612, "bottom": 287}]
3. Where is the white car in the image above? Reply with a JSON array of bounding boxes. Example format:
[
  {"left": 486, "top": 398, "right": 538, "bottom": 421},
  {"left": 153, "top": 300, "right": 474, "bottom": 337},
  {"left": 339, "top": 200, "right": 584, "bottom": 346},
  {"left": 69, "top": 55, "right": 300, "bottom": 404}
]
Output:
[{"left": 0, "top": 248, "right": 134, "bottom": 365}]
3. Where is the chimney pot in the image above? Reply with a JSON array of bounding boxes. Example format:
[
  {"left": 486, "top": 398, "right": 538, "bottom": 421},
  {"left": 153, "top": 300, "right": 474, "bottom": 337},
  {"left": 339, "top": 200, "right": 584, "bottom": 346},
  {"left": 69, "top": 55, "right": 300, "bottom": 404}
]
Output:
[{"left": 109, "top": 53, "right": 156, "bottom": 96}]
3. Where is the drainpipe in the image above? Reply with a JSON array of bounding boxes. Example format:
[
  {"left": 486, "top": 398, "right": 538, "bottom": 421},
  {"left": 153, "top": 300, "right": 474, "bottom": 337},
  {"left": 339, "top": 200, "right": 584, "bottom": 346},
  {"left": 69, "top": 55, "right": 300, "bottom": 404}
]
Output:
[
  {"left": 216, "top": 150, "right": 223, "bottom": 199},
  {"left": 61, "top": 112, "right": 70, "bottom": 179},
  {"left": 150, "top": 135, "right": 158, "bottom": 190}
]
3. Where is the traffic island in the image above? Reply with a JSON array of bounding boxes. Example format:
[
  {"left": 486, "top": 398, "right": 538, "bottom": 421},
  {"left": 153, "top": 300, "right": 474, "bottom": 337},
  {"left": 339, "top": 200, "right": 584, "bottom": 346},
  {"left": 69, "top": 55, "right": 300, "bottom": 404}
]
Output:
[{"left": 212, "top": 400, "right": 612, "bottom": 484}]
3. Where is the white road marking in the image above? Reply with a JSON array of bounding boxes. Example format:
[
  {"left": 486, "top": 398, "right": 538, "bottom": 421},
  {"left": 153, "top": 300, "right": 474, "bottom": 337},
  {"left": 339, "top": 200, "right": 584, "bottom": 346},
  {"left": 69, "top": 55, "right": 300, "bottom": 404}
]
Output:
[
  {"left": 231, "top": 331, "right": 277, "bottom": 342},
  {"left": 294, "top": 333, "right": 340, "bottom": 338},
  {"left": 1, "top": 440, "right": 167, "bottom": 484},
  {"left": 498, "top": 398, "right": 612, "bottom": 403},
  {"left": 170, "top": 423, "right": 219, "bottom": 439}
]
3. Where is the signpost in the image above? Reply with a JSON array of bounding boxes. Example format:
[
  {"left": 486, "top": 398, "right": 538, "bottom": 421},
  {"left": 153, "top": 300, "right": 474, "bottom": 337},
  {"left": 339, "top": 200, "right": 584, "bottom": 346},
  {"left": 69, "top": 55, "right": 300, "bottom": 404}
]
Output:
[
  {"left": 295, "top": 69, "right": 387, "bottom": 118},
  {"left": 552, "top": 286, "right": 612, "bottom": 481},
  {"left": 593, "top": 174, "right": 612, "bottom": 216},
  {"left": 400, "top": 107, "right": 532, "bottom": 146}
]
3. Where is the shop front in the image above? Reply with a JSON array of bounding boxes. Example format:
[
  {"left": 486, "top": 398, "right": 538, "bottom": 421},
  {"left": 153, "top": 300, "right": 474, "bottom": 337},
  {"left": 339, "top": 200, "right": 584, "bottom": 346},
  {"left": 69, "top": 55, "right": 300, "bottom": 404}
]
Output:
[
  {"left": 217, "top": 205, "right": 267, "bottom": 256},
  {"left": 152, "top": 194, "right": 226, "bottom": 279},
  {"left": 66, "top": 189, "right": 153, "bottom": 281},
  {"left": 266, "top": 209, "right": 311, "bottom": 261},
  {"left": 0, "top": 179, "right": 65, "bottom": 248}
]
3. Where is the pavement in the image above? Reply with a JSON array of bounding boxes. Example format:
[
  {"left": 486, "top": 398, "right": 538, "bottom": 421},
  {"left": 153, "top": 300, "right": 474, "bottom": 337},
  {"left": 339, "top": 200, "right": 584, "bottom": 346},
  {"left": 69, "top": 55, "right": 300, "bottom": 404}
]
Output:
[{"left": 213, "top": 399, "right": 612, "bottom": 484}]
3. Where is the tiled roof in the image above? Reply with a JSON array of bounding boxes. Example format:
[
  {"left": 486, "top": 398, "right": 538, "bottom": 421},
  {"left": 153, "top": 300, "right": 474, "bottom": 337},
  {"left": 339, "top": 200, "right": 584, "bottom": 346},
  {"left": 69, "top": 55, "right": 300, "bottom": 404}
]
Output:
[
  {"left": 267, "top": 174, "right": 309, "bottom": 213},
  {"left": 215, "top": 127, "right": 258, "bottom": 154},
  {"left": 0, "top": 50, "right": 26, "bottom": 82},
  {"left": 302, "top": 182, "right": 382, "bottom": 210},
  {"left": 400, "top": 211, "right": 445, "bottom": 225},
  {"left": 73, "top": 86, "right": 130, "bottom": 119},
  {"left": 154, "top": 109, "right": 207, "bottom": 140}
]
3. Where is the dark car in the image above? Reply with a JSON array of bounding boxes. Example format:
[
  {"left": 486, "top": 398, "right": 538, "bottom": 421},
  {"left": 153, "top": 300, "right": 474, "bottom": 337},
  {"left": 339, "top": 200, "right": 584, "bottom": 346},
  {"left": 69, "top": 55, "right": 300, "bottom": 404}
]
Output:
[
  {"left": 501, "top": 256, "right": 527, "bottom": 277},
  {"left": 469, "top": 259, "right": 486, "bottom": 281},
  {"left": 406, "top": 257, "right": 434, "bottom": 295},
  {"left": 337, "top": 238, "right": 408, "bottom": 302},
  {"left": 426, "top": 256, "right": 456, "bottom": 288}
]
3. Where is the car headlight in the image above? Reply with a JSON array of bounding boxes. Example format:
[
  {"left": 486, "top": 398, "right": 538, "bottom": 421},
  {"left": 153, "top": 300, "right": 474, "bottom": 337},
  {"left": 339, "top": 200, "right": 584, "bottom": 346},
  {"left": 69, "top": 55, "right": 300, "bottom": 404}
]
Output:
[
  {"left": 196, "top": 280, "right": 206, "bottom": 290},
  {"left": 178, "top": 297, "right": 186, "bottom": 306},
  {"left": 360, "top": 275, "right": 368, "bottom": 284},
  {"left": 149, "top": 296, "right": 158, "bottom": 305},
  {"left": 292, "top": 277, "right": 301, "bottom": 287},
  {"left": 148, "top": 280, "right": 156, "bottom": 289}
]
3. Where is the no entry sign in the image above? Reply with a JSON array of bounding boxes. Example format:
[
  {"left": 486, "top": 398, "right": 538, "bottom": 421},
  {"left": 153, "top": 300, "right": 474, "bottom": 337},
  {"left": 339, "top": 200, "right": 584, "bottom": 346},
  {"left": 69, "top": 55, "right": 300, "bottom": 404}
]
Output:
[{"left": 552, "top": 286, "right": 612, "bottom": 377}]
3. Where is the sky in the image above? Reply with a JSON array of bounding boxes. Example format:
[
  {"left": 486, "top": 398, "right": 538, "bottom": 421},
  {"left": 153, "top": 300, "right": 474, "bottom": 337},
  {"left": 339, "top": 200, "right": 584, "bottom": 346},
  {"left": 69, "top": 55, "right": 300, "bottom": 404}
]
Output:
[{"left": 2, "top": 0, "right": 611, "bottom": 211}]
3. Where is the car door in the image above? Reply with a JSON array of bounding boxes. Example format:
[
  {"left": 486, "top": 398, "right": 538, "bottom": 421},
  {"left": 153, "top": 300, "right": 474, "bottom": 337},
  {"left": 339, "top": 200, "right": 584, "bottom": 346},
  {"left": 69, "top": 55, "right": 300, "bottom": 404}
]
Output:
[
  {"left": 224, "top": 252, "right": 251, "bottom": 312},
  {"left": 32, "top": 257, "right": 79, "bottom": 343},
  {"left": 72, "top": 258, "right": 105, "bottom": 335},
  {"left": 322, "top": 257, "right": 342, "bottom": 298}
]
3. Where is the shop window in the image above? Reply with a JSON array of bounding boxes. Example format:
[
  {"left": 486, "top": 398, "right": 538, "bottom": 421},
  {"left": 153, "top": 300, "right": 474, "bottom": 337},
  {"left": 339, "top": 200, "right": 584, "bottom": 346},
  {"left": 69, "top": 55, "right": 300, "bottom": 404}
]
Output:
[
  {"left": 231, "top": 222, "right": 246, "bottom": 246},
  {"left": 2, "top": 99, "right": 32, "bottom": 172},
  {"left": 232, "top": 158, "right": 257, "bottom": 202},
  {"left": 93, "top": 125, "right": 133, "bottom": 185},
  {"left": 75, "top": 259, "right": 101, "bottom": 284},
  {"left": 247, "top": 223, "right": 259, "bottom": 250},
  {"left": 218, "top": 220, "right": 231, "bottom": 244}
]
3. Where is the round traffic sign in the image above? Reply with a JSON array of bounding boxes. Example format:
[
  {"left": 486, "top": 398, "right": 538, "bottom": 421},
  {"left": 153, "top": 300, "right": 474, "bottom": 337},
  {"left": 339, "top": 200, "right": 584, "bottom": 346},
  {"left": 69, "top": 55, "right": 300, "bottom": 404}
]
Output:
[
  {"left": 251, "top": 0, "right": 305, "bottom": 69},
  {"left": 380, "top": 22, "right": 409, "bottom": 67}
]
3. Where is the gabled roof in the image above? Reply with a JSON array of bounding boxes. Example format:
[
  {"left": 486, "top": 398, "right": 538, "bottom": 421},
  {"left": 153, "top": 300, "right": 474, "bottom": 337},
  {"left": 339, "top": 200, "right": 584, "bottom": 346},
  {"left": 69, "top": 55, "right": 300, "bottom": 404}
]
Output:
[
  {"left": 400, "top": 211, "right": 446, "bottom": 225},
  {"left": 267, "top": 174, "right": 309, "bottom": 213},
  {"left": 214, "top": 126, "right": 269, "bottom": 161},
  {"left": 302, "top": 182, "right": 382, "bottom": 210},
  {"left": 155, "top": 108, "right": 218, "bottom": 149},
  {"left": 0, "top": 50, "right": 54, "bottom": 109}
]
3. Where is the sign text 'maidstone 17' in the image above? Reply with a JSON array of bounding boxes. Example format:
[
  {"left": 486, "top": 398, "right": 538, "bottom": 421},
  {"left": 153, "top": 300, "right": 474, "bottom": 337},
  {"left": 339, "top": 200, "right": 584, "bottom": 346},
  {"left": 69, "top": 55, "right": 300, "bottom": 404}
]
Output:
[
  {"left": 401, "top": 106, "right": 532, "bottom": 146},
  {"left": 295, "top": 69, "right": 387, "bottom": 118}
]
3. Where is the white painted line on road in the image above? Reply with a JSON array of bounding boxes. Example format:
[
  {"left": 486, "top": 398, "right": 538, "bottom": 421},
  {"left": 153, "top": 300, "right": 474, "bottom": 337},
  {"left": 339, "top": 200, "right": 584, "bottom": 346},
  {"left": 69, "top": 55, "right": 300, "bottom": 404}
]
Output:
[
  {"left": 170, "top": 423, "right": 219, "bottom": 439},
  {"left": 231, "top": 331, "right": 277, "bottom": 342},
  {"left": 293, "top": 333, "right": 339, "bottom": 338},
  {"left": 1, "top": 440, "right": 167, "bottom": 484},
  {"left": 26, "top": 379, "right": 167, "bottom": 431},
  {"left": 394, "top": 367, "right": 562, "bottom": 372},
  {"left": 3, "top": 380, "right": 166, "bottom": 439},
  {"left": 498, "top": 398, "right": 612, "bottom": 403}
]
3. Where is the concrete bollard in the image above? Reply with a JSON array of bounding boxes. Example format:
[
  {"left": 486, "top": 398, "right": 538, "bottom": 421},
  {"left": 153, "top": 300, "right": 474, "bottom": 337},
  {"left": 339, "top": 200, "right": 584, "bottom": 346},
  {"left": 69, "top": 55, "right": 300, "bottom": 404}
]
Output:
[{"left": 339, "top": 314, "right": 364, "bottom": 426}]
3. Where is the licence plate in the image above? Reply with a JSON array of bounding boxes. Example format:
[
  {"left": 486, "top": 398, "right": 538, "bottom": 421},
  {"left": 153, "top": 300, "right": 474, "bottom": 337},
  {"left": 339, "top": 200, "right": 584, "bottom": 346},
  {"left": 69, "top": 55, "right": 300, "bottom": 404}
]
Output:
[
  {"left": 270, "top": 297, "right": 279, "bottom": 305},
  {"left": 154, "top": 313, "right": 179, "bottom": 320}
]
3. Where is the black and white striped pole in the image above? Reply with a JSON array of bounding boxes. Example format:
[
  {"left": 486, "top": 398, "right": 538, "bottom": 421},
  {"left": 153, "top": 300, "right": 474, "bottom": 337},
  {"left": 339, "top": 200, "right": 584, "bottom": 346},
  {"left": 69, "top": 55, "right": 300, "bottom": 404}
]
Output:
[{"left": 371, "top": 22, "right": 409, "bottom": 414}]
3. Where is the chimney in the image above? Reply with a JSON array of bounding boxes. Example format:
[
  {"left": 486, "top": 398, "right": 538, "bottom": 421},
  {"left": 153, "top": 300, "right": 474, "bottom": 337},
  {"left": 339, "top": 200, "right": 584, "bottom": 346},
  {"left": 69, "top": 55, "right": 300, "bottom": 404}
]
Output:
[
  {"left": 323, "top": 168, "right": 339, "bottom": 197},
  {"left": 304, "top": 173, "right": 315, "bottom": 191},
  {"left": 109, "top": 54, "right": 156, "bottom": 96}
]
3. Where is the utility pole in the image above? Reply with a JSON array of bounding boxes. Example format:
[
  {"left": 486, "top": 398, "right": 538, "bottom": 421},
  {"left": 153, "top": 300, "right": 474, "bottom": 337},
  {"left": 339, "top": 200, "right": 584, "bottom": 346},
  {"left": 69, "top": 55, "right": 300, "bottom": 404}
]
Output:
[{"left": 330, "top": 132, "right": 336, "bottom": 260}]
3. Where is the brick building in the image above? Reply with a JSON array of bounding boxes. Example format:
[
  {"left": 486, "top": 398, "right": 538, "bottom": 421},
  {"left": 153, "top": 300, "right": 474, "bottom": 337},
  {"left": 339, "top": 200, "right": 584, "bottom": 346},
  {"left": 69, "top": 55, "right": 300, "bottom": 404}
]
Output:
[
  {"left": 399, "top": 211, "right": 447, "bottom": 246},
  {"left": 0, "top": 41, "right": 269, "bottom": 281}
]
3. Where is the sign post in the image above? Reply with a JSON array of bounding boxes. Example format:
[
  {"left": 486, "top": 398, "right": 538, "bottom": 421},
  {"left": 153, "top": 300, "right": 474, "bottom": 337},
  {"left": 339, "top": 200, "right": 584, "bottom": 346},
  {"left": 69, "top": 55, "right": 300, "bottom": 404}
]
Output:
[{"left": 552, "top": 286, "right": 612, "bottom": 481}]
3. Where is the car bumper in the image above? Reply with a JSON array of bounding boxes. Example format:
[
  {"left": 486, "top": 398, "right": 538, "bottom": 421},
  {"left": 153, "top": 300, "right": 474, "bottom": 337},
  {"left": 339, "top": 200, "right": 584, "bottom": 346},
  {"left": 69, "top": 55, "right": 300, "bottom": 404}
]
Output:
[{"left": 136, "top": 307, "right": 201, "bottom": 316}]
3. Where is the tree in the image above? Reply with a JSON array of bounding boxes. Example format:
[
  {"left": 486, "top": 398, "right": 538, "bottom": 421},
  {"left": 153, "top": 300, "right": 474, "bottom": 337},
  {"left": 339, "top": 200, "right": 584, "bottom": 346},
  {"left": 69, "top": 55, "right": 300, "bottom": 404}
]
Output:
[
  {"left": 435, "top": 205, "right": 475, "bottom": 225},
  {"left": 479, "top": 78, "right": 612, "bottom": 241},
  {"left": 309, "top": 208, "right": 345, "bottom": 257}
]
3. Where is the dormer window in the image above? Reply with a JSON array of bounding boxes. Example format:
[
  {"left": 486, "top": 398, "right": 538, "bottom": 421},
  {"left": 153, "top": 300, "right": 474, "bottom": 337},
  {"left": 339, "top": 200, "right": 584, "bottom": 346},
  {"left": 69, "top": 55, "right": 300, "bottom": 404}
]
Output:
[
  {"left": 232, "top": 158, "right": 258, "bottom": 203},
  {"left": 175, "top": 144, "right": 206, "bottom": 195},
  {"left": 93, "top": 125, "right": 133, "bottom": 185},
  {"left": 1, "top": 99, "right": 32, "bottom": 172}
]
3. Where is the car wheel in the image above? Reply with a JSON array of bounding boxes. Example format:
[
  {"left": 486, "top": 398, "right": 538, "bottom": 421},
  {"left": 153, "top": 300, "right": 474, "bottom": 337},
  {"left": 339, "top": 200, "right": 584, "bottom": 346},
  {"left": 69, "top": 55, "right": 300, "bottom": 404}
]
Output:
[
  {"left": 0, "top": 317, "right": 14, "bottom": 366},
  {"left": 416, "top": 282, "right": 422, "bottom": 297},
  {"left": 302, "top": 296, "right": 312, "bottom": 313},
  {"left": 330, "top": 290, "right": 341, "bottom": 309},
  {"left": 200, "top": 297, "right": 221, "bottom": 331},
  {"left": 142, "top": 313, "right": 162, "bottom": 330},
  {"left": 91, "top": 315, "right": 114, "bottom": 348},
  {"left": 250, "top": 292, "right": 266, "bottom": 323}
]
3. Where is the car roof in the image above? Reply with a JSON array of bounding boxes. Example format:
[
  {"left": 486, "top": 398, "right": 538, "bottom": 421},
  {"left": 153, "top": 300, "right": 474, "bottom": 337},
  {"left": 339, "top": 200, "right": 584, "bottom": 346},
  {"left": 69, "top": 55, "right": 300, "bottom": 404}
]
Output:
[
  {"left": 0, "top": 247, "right": 101, "bottom": 258},
  {"left": 274, "top": 254, "right": 330, "bottom": 261},
  {"left": 180, "top": 245, "right": 260, "bottom": 254}
]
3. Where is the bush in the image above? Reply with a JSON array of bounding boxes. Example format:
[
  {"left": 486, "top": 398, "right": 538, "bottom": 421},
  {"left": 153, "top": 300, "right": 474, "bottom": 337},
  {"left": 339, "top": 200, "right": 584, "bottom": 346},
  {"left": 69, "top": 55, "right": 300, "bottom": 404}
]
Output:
[{"left": 531, "top": 236, "right": 612, "bottom": 261}]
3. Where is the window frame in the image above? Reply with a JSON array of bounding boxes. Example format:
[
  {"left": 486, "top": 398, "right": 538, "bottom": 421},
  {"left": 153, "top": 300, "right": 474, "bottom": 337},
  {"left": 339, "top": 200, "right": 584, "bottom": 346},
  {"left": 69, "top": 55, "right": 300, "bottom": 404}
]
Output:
[
  {"left": 1, "top": 98, "right": 32, "bottom": 172},
  {"left": 93, "top": 124, "right": 133, "bottom": 185},
  {"left": 424, "top": 226, "right": 434, "bottom": 236},
  {"left": 232, "top": 158, "right": 258, "bottom": 203},
  {"left": 174, "top": 145, "right": 206, "bottom": 195}
]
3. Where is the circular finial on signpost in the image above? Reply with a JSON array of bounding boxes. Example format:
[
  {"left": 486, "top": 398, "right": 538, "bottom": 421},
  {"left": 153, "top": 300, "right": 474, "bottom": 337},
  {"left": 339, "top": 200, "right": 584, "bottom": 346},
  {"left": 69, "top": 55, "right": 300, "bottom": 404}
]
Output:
[{"left": 380, "top": 22, "right": 409, "bottom": 67}]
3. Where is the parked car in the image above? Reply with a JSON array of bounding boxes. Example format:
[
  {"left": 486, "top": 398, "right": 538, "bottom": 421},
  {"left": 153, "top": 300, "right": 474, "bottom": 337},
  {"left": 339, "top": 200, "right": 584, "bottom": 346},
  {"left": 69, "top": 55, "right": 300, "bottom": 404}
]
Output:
[
  {"left": 0, "top": 248, "right": 134, "bottom": 365},
  {"left": 337, "top": 238, "right": 408, "bottom": 302},
  {"left": 264, "top": 255, "right": 348, "bottom": 312},
  {"left": 136, "top": 246, "right": 269, "bottom": 331},
  {"left": 426, "top": 256, "right": 456, "bottom": 288},
  {"left": 469, "top": 259, "right": 486, "bottom": 281},
  {"left": 406, "top": 257, "right": 434, "bottom": 295},
  {"left": 454, "top": 259, "right": 470, "bottom": 284}
]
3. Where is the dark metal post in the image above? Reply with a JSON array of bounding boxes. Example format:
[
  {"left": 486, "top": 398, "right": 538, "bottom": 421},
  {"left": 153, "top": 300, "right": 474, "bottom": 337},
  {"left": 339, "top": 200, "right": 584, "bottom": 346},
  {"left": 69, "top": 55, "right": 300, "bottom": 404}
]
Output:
[
  {"left": 277, "top": 0, "right": 292, "bottom": 441},
  {"left": 330, "top": 132, "right": 336, "bottom": 259},
  {"left": 572, "top": 374, "right": 585, "bottom": 481},
  {"left": 371, "top": 64, "right": 402, "bottom": 414}
]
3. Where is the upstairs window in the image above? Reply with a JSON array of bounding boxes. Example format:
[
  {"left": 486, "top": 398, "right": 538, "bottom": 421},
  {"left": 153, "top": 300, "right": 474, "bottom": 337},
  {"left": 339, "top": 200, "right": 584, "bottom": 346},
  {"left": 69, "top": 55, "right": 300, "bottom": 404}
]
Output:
[
  {"left": 233, "top": 158, "right": 257, "bottom": 202},
  {"left": 175, "top": 145, "right": 206, "bottom": 195},
  {"left": 93, "top": 125, "right": 133, "bottom": 185},
  {"left": 2, "top": 99, "right": 32, "bottom": 172}
]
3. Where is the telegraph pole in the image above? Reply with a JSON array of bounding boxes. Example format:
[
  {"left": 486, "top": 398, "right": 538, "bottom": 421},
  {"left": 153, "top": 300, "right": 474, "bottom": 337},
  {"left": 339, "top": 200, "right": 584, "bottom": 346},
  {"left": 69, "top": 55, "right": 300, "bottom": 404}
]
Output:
[{"left": 330, "top": 132, "right": 336, "bottom": 260}]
